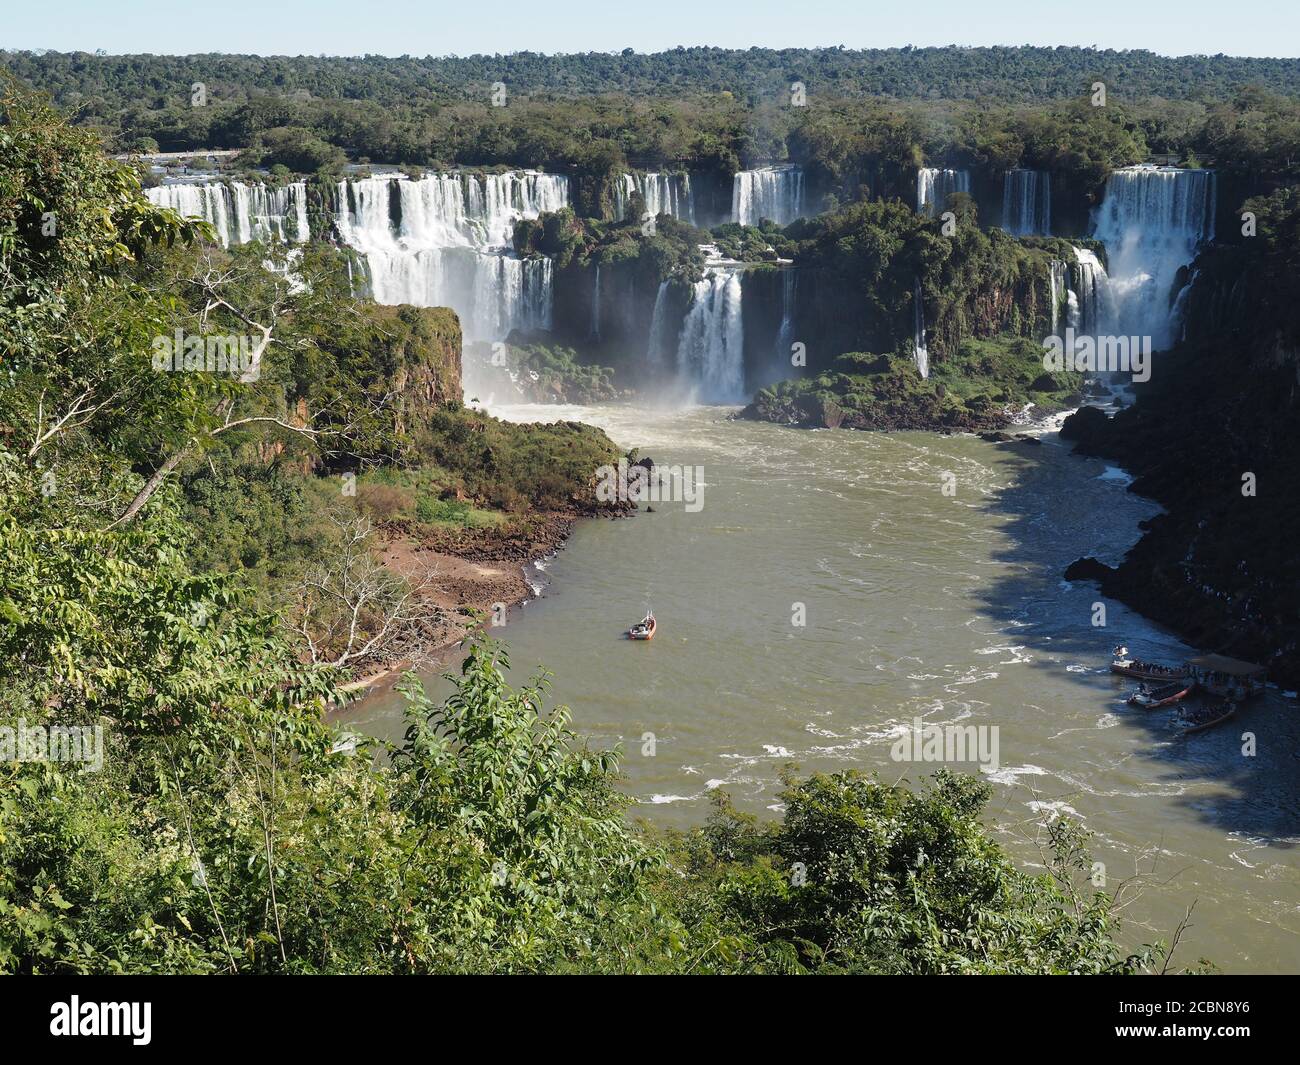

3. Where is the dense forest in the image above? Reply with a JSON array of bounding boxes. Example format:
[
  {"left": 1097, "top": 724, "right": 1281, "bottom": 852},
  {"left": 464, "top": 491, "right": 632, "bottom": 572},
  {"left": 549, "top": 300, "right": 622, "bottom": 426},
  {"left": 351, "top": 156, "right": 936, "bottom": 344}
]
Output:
[
  {"left": 0, "top": 69, "right": 1204, "bottom": 974},
  {"left": 4, "top": 37, "right": 1299, "bottom": 974},
  {"left": 3, "top": 48, "right": 1299, "bottom": 201},
  {"left": 7, "top": 46, "right": 1300, "bottom": 108}
]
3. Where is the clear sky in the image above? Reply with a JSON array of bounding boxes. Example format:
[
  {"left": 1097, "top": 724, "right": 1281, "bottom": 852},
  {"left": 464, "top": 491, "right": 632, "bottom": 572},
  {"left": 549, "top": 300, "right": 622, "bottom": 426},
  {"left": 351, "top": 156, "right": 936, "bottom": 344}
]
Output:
[{"left": 4, "top": 0, "right": 1298, "bottom": 58}]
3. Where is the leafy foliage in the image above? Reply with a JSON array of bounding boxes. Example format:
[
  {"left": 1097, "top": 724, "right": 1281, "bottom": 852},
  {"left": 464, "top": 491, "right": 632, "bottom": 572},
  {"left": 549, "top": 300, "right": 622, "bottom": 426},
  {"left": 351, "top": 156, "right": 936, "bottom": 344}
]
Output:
[{"left": 0, "top": 68, "right": 1191, "bottom": 978}]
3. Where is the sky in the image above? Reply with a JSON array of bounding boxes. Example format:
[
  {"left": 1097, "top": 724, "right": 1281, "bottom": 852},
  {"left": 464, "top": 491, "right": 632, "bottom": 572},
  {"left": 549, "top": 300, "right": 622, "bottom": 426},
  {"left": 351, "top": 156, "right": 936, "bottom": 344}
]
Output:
[{"left": 3, "top": 0, "right": 1298, "bottom": 58}]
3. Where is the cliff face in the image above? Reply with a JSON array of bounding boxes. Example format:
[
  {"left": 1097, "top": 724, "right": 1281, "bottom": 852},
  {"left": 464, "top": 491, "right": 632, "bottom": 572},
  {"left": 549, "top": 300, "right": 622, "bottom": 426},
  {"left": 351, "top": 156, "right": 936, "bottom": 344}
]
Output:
[
  {"left": 380, "top": 305, "right": 463, "bottom": 435},
  {"left": 301, "top": 302, "right": 463, "bottom": 466},
  {"left": 1061, "top": 192, "right": 1300, "bottom": 684}
]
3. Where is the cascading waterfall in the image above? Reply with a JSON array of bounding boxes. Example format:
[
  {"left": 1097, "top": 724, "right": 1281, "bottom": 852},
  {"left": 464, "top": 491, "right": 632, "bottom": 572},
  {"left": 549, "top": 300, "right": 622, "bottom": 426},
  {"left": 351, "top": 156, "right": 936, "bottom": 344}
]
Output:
[
  {"left": 1049, "top": 259, "right": 1068, "bottom": 336},
  {"left": 614, "top": 172, "right": 695, "bottom": 224},
  {"left": 773, "top": 269, "right": 797, "bottom": 371},
  {"left": 916, "top": 168, "right": 970, "bottom": 218},
  {"left": 589, "top": 264, "right": 601, "bottom": 340},
  {"left": 912, "top": 278, "right": 930, "bottom": 380},
  {"left": 470, "top": 254, "right": 553, "bottom": 337},
  {"left": 147, "top": 183, "right": 231, "bottom": 246},
  {"left": 646, "top": 281, "right": 674, "bottom": 367},
  {"left": 676, "top": 270, "right": 745, "bottom": 402},
  {"left": 1169, "top": 268, "right": 1201, "bottom": 342},
  {"left": 1069, "top": 248, "right": 1114, "bottom": 338},
  {"left": 1002, "top": 169, "right": 1051, "bottom": 235},
  {"left": 146, "top": 181, "right": 310, "bottom": 247},
  {"left": 731, "top": 166, "right": 804, "bottom": 226},
  {"left": 1089, "top": 166, "right": 1216, "bottom": 345},
  {"left": 334, "top": 170, "right": 568, "bottom": 341}
]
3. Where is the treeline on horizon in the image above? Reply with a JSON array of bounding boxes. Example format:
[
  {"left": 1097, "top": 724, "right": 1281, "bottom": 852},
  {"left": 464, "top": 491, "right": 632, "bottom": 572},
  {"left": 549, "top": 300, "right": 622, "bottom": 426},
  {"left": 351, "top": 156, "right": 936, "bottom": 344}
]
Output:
[
  {"left": 7, "top": 45, "right": 1300, "bottom": 105},
  {"left": 6, "top": 48, "right": 1300, "bottom": 221}
]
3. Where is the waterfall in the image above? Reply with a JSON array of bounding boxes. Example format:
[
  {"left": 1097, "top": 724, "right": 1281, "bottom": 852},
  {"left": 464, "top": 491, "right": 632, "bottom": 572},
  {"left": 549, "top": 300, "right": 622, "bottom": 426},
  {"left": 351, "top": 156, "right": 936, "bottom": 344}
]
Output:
[
  {"left": 1169, "top": 268, "right": 1201, "bottom": 343},
  {"left": 773, "top": 269, "right": 797, "bottom": 371},
  {"left": 1070, "top": 248, "right": 1114, "bottom": 338},
  {"left": 676, "top": 270, "right": 745, "bottom": 402},
  {"left": 912, "top": 278, "right": 930, "bottom": 379},
  {"left": 646, "top": 281, "right": 674, "bottom": 367},
  {"left": 732, "top": 166, "right": 804, "bottom": 226},
  {"left": 146, "top": 181, "right": 310, "bottom": 246},
  {"left": 589, "top": 264, "right": 601, "bottom": 340},
  {"left": 1049, "top": 259, "right": 1068, "bottom": 336},
  {"left": 1090, "top": 166, "right": 1216, "bottom": 345},
  {"left": 334, "top": 170, "right": 568, "bottom": 341},
  {"left": 147, "top": 183, "right": 233, "bottom": 246},
  {"left": 469, "top": 254, "right": 553, "bottom": 337},
  {"left": 615, "top": 172, "right": 695, "bottom": 224},
  {"left": 916, "top": 168, "right": 970, "bottom": 218},
  {"left": 1002, "top": 170, "right": 1051, "bottom": 235}
]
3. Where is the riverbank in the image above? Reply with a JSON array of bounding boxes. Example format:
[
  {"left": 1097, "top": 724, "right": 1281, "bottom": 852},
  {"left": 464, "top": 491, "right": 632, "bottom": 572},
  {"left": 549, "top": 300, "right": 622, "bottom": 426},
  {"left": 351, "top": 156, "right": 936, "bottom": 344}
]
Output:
[
  {"left": 345, "top": 506, "right": 625, "bottom": 695},
  {"left": 341, "top": 401, "right": 1300, "bottom": 973},
  {"left": 1061, "top": 380, "right": 1300, "bottom": 690}
]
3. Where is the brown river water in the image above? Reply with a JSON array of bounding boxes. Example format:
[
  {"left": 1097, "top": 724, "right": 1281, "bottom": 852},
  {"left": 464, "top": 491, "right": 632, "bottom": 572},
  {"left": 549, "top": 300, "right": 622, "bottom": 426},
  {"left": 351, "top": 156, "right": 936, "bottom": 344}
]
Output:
[{"left": 343, "top": 402, "right": 1300, "bottom": 973}]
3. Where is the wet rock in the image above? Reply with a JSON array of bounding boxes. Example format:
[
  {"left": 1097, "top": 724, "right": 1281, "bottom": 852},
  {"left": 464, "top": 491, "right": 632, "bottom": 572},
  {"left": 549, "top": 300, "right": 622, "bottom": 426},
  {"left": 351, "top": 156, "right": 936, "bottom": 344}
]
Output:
[
  {"left": 1060, "top": 404, "right": 1109, "bottom": 445},
  {"left": 1064, "top": 556, "right": 1115, "bottom": 584}
]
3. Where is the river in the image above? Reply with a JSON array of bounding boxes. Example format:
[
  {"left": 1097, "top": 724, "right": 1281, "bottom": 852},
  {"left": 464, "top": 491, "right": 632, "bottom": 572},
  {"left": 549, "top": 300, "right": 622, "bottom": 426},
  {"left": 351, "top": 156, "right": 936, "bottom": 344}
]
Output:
[{"left": 344, "top": 402, "right": 1300, "bottom": 973}]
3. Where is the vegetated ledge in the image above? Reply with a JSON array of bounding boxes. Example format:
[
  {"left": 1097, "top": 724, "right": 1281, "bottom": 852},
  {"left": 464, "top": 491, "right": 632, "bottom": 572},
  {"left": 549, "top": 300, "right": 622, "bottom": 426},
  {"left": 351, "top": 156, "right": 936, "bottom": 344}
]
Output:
[
  {"left": 741, "top": 337, "right": 1082, "bottom": 433},
  {"left": 332, "top": 398, "right": 634, "bottom": 690}
]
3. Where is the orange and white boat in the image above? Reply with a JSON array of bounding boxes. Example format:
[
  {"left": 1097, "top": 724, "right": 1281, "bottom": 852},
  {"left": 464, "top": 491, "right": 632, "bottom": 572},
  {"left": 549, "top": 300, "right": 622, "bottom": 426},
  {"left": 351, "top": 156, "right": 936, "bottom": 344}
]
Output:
[
  {"left": 1127, "top": 680, "right": 1193, "bottom": 709},
  {"left": 628, "top": 612, "right": 656, "bottom": 641}
]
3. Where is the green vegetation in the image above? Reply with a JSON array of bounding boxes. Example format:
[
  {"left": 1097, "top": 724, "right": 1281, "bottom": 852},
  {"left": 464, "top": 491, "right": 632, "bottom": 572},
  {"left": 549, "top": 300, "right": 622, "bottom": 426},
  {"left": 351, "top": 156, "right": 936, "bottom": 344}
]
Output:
[
  {"left": 469, "top": 341, "right": 621, "bottom": 404},
  {"left": 7, "top": 47, "right": 1299, "bottom": 154},
  {"left": 765, "top": 196, "right": 1070, "bottom": 375},
  {"left": 0, "top": 66, "right": 1222, "bottom": 976},
  {"left": 936, "top": 335, "right": 1081, "bottom": 411},
  {"left": 1, "top": 573, "right": 1162, "bottom": 973},
  {"left": 9, "top": 49, "right": 1297, "bottom": 223},
  {"left": 354, "top": 466, "right": 504, "bottom": 530},
  {"left": 0, "top": 77, "right": 614, "bottom": 671},
  {"left": 746, "top": 338, "right": 1080, "bottom": 433},
  {"left": 518, "top": 207, "right": 708, "bottom": 283},
  {"left": 709, "top": 221, "right": 792, "bottom": 261}
]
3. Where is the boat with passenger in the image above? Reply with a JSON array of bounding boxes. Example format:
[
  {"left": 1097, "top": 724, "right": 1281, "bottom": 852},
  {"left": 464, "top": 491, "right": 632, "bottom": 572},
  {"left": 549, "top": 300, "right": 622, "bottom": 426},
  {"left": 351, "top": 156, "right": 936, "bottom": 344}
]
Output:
[
  {"left": 628, "top": 612, "right": 656, "bottom": 641},
  {"left": 1180, "top": 698, "right": 1238, "bottom": 734},
  {"left": 1185, "top": 654, "right": 1267, "bottom": 700},
  {"left": 1110, "top": 645, "right": 1188, "bottom": 681},
  {"left": 1127, "top": 679, "right": 1193, "bottom": 709}
]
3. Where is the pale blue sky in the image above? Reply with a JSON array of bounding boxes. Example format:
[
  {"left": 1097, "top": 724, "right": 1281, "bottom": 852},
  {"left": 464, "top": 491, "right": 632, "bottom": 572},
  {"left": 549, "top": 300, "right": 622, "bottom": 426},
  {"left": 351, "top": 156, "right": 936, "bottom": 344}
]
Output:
[{"left": 4, "top": 0, "right": 1297, "bottom": 58}]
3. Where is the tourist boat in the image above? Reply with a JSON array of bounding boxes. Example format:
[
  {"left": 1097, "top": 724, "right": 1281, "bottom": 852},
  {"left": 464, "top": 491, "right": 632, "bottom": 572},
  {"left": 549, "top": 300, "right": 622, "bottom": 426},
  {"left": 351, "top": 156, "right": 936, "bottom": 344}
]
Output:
[
  {"left": 628, "top": 612, "right": 656, "bottom": 641},
  {"left": 1181, "top": 699, "right": 1238, "bottom": 735},
  {"left": 1185, "top": 654, "right": 1267, "bottom": 700},
  {"left": 1110, "top": 646, "right": 1188, "bottom": 681},
  {"left": 1127, "top": 680, "right": 1193, "bottom": 709}
]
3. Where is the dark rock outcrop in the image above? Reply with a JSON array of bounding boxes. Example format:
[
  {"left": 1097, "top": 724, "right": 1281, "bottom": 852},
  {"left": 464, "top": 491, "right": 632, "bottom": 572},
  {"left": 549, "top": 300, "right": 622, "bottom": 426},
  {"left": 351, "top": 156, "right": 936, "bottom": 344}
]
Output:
[{"left": 1064, "top": 556, "right": 1117, "bottom": 584}]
